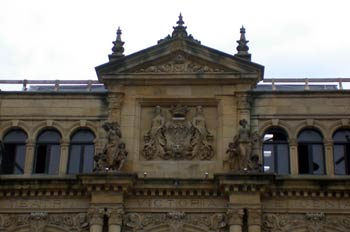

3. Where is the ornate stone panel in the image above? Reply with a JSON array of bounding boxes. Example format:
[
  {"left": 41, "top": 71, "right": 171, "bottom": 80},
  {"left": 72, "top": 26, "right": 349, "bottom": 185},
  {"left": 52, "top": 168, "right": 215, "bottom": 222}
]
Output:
[
  {"left": 141, "top": 105, "right": 216, "bottom": 160},
  {"left": 0, "top": 213, "right": 89, "bottom": 232},
  {"left": 123, "top": 212, "right": 228, "bottom": 232},
  {"left": 262, "top": 213, "right": 350, "bottom": 232}
]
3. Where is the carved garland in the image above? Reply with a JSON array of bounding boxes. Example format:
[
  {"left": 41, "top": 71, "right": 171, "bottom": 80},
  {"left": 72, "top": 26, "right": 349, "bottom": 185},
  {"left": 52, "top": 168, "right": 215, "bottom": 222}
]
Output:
[
  {"left": 123, "top": 212, "right": 228, "bottom": 232},
  {"left": 0, "top": 213, "right": 89, "bottom": 232},
  {"left": 262, "top": 213, "right": 350, "bottom": 232},
  {"left": 142, "top": 105, "right": 215, "bottom": 160}
]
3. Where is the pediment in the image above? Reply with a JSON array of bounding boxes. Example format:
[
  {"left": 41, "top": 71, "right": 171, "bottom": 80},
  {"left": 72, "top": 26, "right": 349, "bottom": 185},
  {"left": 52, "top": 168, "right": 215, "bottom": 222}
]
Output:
[{"left": 96, "top": 38, "right": 264, "bottom": 84}]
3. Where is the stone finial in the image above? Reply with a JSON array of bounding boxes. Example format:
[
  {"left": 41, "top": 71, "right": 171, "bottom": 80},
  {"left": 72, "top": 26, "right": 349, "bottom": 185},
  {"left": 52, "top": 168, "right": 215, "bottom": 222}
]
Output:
[
  {"left": 172, "top": 13, "right": 188, "bottom": 38},
  {"left": 109, "top": 27, "right": 125, "bottom": 61},
  {"left": 235, "top": 26, "right": 251, "bottom": 61},
  {"left": 158, "top": 13, "right": 200, "bottom": 44}
]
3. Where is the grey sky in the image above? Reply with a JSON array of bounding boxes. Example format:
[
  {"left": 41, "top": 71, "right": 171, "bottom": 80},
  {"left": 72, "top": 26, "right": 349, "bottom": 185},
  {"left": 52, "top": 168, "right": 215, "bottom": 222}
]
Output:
[{"left": 1, "top": 0, "right": 349, "bottom": 81}]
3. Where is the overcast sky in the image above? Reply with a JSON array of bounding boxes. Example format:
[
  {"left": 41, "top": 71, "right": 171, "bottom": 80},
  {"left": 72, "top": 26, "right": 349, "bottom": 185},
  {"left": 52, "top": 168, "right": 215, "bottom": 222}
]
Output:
[{"left": 1, "top": 0, "right": 350, "bottom": 81}]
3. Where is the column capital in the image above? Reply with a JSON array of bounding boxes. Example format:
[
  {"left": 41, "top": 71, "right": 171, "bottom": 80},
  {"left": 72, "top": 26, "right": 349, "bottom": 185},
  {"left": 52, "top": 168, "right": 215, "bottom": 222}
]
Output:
[
  {"left": 227, "top": 208, "right": 244, "bottom": 226},
  {"left": 106, "top": 207, "right": 124, "bottom": 226},
  {"left": 87, "top": 208, "right": 105, "bottom": 226}
]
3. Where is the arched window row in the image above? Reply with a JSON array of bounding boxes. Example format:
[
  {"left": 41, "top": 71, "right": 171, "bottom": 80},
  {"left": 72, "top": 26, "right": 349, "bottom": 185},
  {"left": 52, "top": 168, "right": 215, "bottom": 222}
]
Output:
[
  {"left": 263, "top": 127, "right": 350, "bottom": 175},
  {"left": 0, "top": 127, "right": 95, "bottom": 175}
]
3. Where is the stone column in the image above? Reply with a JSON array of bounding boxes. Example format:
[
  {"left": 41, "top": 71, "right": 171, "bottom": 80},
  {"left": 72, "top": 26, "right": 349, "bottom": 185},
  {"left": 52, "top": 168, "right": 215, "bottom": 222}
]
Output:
[
  {"left": 106, "top": 207, "right": 124, "bottom": 232},
  {"left": 88, "top": 208, "right": 105, "bottom": 232},
  {"left": 24, "top": 139, "right": 35, "bottom": 174},
  {"left": 227, "top": 208, "right": 244, "bottom": 232},
  {"left": 108, "top": 92, "right": 124, "bottom": 122},
  {"left": 289, "top": 138, "right": 298, "bottom": 175},
  {"left": 59, "top": 139, "right": 69, "bottom": 175},
  {"left": 324, "top": 141, "right": 334, "bottom": 175},
  {"left": 247, "top": 209, "right": 261, "bottom": 232}
]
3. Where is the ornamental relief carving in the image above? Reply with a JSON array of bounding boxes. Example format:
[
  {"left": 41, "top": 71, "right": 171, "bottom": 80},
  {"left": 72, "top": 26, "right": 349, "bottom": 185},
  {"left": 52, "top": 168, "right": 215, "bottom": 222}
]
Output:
[
  {"left": 123, "top": 212, "right": 228, "bottom": 232},
  {"left": 135, "top": 53, "right": 226, "bottom": 73},
  {"left": 142, "top": 105, "right": 215, "bottom": 160},
  {"left": 0, "top": 213, "right": 89, "bottom": 232},
  {"left": 262, "top": 213, "right": 350, "bottom": 232}
]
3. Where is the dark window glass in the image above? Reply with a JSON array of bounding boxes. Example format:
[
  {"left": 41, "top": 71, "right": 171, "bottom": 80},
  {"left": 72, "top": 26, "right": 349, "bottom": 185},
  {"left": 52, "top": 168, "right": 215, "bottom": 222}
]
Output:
[
  {"left": 298, "top": 129, "right": 325, "bottom": 174},
  {"left": 333, "top": 129, "right": 350, "bottom": 175},
  {"left": 263, "top": 128, "right": 289, "bottom": 174},
  {"left": 67, "top": 130, "right": 95, "bottom": 174},
  {"left": 34, "top": 129, "right": 61, "bottom": 174},
  {"left": 1, "top": 129, "right": 27, "bottom": 174}
]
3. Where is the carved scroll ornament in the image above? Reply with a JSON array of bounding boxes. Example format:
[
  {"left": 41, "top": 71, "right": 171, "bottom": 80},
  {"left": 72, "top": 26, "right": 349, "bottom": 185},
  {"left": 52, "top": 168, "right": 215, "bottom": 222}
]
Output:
[
  {"left": 94, "top": 122, "right": 128, "bottom": 172},
  {"left": 142, "top": 105, "right": 214, "bottom": 160}
]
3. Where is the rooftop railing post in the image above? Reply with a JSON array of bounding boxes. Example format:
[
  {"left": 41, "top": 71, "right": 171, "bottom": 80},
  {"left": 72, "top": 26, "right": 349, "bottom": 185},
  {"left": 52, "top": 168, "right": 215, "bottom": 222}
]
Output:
[
  {"left": 54, "top": 80, "right": 59, "bottom": 91},
  {"left": 272, "top": 79, "right": 276, "bottom": 91},
  {"left": 87, "top": 80, "right": 92, "bottom": 92},
  {"left": 304, "top": 78, "right": 310, "bottom": 90},
  {"left": 338, "top": 78, "right": 343, "bottom": 90},
  {"left": 23, "top": 79, "right": 28, "bottom": 91}
]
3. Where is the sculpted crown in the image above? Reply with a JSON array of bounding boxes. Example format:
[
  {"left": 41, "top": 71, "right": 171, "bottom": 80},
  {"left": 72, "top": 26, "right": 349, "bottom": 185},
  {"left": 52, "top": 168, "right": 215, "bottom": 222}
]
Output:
[{"left": 170, "top": 104, "right": 189, "bottom": 118}]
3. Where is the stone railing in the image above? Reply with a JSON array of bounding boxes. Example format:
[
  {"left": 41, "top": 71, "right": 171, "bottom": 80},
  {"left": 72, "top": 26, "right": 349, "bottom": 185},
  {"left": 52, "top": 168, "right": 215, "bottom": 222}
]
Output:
[
  {"left": 262, "top": 78, "right": 350, "bottom": 90},
  {"left": 0, "top": 79, "right": 102, "bottom": 91}
]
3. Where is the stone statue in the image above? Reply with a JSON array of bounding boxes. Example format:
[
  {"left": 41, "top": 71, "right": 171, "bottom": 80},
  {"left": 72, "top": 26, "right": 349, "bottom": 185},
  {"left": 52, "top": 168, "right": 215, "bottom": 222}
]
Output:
[
  {"left": 226, "top": 119, "right": 261, "bottom": 172},
  {"left": 143, "top": 106, "right": 166, "bottom": 160},
  {"left": 192, "top": 106, "right": 214, "bottom": 160},
  {"left": 94, "top": 122, "right": 127, "bottom": 172}
]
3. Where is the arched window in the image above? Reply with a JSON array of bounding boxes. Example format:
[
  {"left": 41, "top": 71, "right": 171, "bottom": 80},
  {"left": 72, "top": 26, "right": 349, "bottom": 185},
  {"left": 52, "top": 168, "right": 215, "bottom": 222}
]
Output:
[
  {"left": 34, "top": 129, "right": 61, "bottom": 174},
  {"left": 298, "top": 129, "right": 325, "bottom": 174},
  {"left": 262, "top": 128, "right": 289, "bottom": 174},
  {"left": 1, "top": 129, "right": 27, "bottom": 174},
  {"left": 67, "top": 129, "right": 95, "bottom": 174},
  {"left": 333, "top": 129, "right": 350, "bottom": 175}
]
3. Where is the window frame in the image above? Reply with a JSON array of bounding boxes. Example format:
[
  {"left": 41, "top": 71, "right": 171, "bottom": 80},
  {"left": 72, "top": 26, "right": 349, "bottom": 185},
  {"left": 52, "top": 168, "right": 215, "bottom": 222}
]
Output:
[
  {"left": 297, "top": 129, "right": 325, "bottom": 175},
  {"left": 262, "top": 127, "right": 290, "bottom": 174},
  {"left": 333, "top": 129, "right": 350, "bottom": 175},
  {"left": 33, "top": 129, "right": 61, "bottom": 175},
  {"left": 1, "top": 129, "right": 27, "bottom": 174},
  {"left": 67, "top": 129, "right": 95, "bottom": 174}
]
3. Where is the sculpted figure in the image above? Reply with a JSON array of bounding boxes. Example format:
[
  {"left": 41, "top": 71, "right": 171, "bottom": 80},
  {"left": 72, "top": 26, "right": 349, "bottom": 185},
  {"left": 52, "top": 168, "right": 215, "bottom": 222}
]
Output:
[
  {"left": 192, "top": 106, "right": 214, "bottom": 160},
  {"left": 94, "top": 122, "right": 127, "bottom": 172},
  {"left": 226, "top": 119, "right": 259, "bottom": 171},
  {"left": 143, "top": 106, "right": 166, "bottom": 159}
]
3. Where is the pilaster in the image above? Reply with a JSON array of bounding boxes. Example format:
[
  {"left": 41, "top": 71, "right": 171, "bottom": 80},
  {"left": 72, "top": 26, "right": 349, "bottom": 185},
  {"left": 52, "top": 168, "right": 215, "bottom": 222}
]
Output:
[
  {"left": 106, "top": 206, "right": 124, "bottom": 232},
  {"left": 108, "top": 92, "right": 124, "bottom": 122},
  {"left": 324, "top": 140, "right": 334, "bottom": 176},
  {"left": 247, "top": 208, "right": 262, "bottom": 232},
  {"left": 289, "top": 138, "right": 298, "bottom": 175},
  {"left": 227, "top": 208, "right": 244, "bottom": 232},
  {"left": 59, "top": 140, "right": 69, "bottom": 175}
]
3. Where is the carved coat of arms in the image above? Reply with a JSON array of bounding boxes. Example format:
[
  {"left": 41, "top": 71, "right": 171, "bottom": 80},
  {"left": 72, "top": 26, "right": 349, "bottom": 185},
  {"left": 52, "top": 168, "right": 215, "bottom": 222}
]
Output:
[{"left": 143, "top": 105, "right": 214, "bottom": 160}]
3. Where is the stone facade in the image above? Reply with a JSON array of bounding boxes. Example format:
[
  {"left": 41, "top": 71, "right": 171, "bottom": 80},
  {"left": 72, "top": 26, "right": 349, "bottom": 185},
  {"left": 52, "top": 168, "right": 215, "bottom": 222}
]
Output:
[{"left": 0, "top": 15, "right": 350, "bottom": 232}]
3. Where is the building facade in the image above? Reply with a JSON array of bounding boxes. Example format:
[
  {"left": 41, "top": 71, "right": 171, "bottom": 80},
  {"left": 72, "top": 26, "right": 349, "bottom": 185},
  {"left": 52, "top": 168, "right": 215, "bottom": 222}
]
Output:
[{"left": 0, "top": 15, "right": 350, "bottom": 232}]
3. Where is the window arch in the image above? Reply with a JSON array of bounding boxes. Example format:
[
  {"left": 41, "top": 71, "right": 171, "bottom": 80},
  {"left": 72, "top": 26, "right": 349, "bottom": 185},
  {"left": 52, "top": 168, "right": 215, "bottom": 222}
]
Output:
[
  {"left": 1, "top": 129, "right": 27, "bottom": 174},
  {"left": 333, "top": 129, "right": 350, "bottom": 175},
  {"left": 297, "top": 129, "right": 325, "bottom": 174},
  {"left": 67, "top": 129, "right": 95, "bottom": 174},
  {"left": 262, "top": 127, "right": 289, "bottom": 174},
  {"left": 34, "top": 129, "right": 61, "bottom": 174}
]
